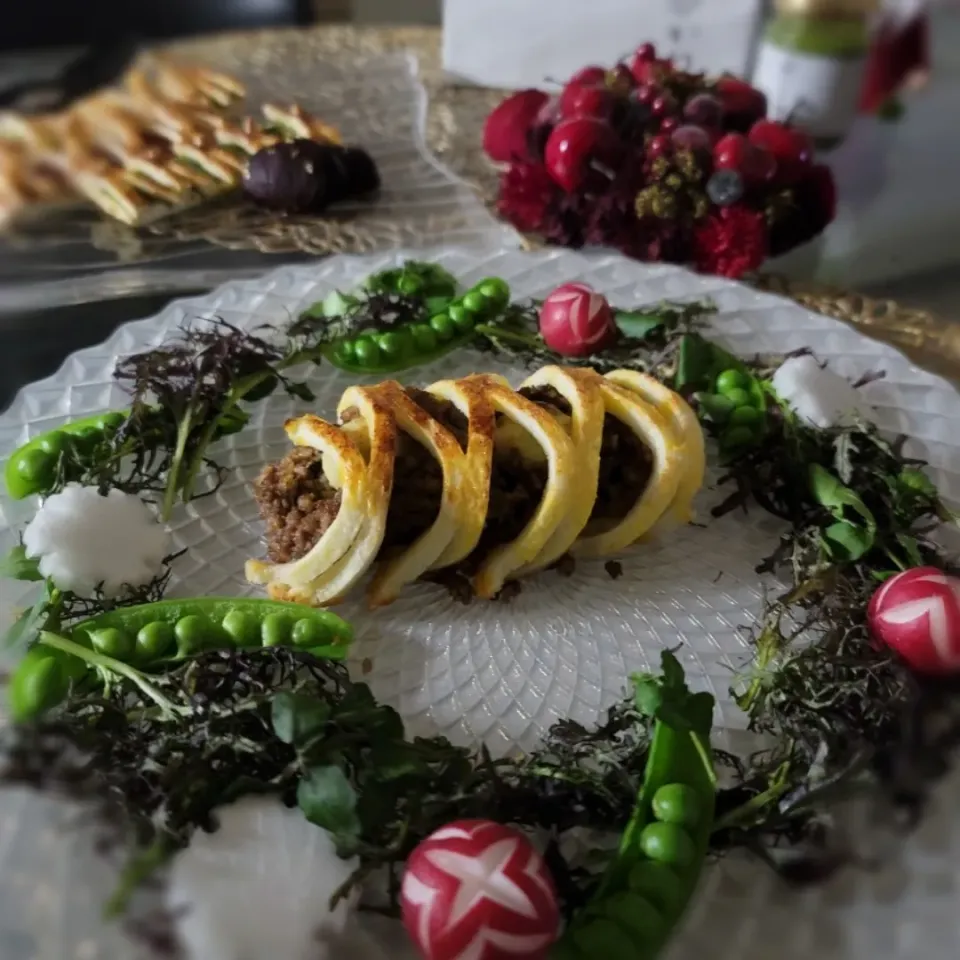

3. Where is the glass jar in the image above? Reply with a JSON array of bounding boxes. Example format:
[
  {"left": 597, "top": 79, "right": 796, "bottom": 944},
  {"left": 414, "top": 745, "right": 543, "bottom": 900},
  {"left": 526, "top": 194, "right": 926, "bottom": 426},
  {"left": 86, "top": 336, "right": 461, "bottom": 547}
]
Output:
[{"left": 752, "top": 0, "right": 878, "bottom": 149}]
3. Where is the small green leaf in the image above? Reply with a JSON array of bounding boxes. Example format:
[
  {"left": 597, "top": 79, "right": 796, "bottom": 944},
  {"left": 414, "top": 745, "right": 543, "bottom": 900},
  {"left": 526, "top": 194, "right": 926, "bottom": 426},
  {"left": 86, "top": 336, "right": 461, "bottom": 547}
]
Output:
[
  {"left": 898, "top": 468, "right": 936, "bottom": 497},
  {"left": 368, "top": 742, "right": 429, "bottom": 781},
  {"left": 285, "top": 381, "right": 315, "bottom": 402},
  {"left": 2, "top": 599, "right": 49, "bottom": 650},
  {"left": 822, "top": 521, "right": 874, "bottom": 561},
  {"left": 894, "top": 532, "right": 924, "bottom": 568},
  {"left": 271, "top": 692, "right": 331, "bottom": 746},
  {"left": 297, "top": 765, "right": 361, "bottom": 842},
  {"left": 0, "top": 545, "right": 43, "bottom": 582},
  {"left": 809, "top": 464, "right": 877, "bottom": 532},
  {"left": 613, "top": 310, "right": 664, "bottom": 339},
  {"left": 675, "top": 334, "right": 715, "bottom": 391}
]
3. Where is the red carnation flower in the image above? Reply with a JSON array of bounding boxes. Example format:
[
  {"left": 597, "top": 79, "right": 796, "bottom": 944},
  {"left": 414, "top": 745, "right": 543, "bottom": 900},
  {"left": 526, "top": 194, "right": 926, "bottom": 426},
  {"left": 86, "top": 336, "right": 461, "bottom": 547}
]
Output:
[
  {"left": 693, "top": 205, "right": 768, "bottom": 278},
  {"left": 496, "top": 161, "right": 559, "bottom": 233}
]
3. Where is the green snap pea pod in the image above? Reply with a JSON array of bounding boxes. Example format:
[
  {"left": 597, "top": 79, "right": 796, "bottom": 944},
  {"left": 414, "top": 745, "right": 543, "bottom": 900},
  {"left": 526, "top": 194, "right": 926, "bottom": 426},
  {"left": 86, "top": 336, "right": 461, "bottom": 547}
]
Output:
[
  {"left": 68, "top": 597, "right": 353, "bottom": 661},
  {"left": 6, "top": 598, "right": 354, "bottom": 721},
  {"left": 324, "top": 277, "right": 512, "bottom": 375},
  {"left": 4, "top": 410, "right": 128, "bottom": 499},
  {"left": 553, "top": 713, "right": 716, "bottom": 960}
]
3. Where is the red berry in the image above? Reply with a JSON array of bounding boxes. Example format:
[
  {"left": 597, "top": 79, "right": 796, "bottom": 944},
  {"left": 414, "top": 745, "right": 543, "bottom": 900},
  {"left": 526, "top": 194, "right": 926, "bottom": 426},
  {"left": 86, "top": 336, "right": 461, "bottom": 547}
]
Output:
[
  {"left": 647, "top": 134, "right": 672, "bottom": 160},
  {"left": 483, "top": 89, "right": 550, "bottom": 163},
  {"left": 650, "top": 92, "right": 678, "bottom": 118},
  {"left": 658, "top": 116, "right": 679, "bottom": 135},
  {"left": 607, "top": 63, "right": 636, "bottom": 94},
  {"left": 635, "top": 42, "right": 657, "bottom": 62},
  {"left": 683, "top": 93, "right": 723, "bottom": 129},
  {"left": 630, "top": 52, "right": 671, "bottom": 86},
  {"left": 671, "top": 124, "right": 712, "bottom": 155},
  {"left": 713, "top": 132, "right": 749, "bottom": 168},
  {"left": 713, "top": 132, "right": 775, "bottom": 186},
  {"left": 544, "top": 117, "right": 622, "bottom": 192},
  {"left": 748, "top": 119, "right": 814, "bottom": 184},
  {"left": 568, "top": 65, "right": 608, "bottom": 88},
  {"left": 716, "top": 76, "right": 768, "bottom": 123},
  {"left": 635, "top": 83, "right": 657, "bottom": 105},
  {"left": 559, "top": 83, "right": 616, "bottom": 121},
  {"left": 540, "top": 282, "right": 616, "bottom": 355}
]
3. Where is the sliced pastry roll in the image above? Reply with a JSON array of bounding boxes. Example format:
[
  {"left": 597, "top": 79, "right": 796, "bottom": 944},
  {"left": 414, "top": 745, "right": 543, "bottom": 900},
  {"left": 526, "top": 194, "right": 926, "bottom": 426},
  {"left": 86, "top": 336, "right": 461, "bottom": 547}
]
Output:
[
  {"left": 603, "top": 369, "right": 705, "bottom": 529},
  {"left": 246, "top": 366, "right": 703, "bottom": 607}
]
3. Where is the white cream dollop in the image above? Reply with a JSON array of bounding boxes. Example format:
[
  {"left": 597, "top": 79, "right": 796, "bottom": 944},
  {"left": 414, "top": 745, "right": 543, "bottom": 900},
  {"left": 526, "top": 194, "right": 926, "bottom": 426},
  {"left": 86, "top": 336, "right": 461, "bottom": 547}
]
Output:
[
  {"left": 22, "top": 483, "right": 169, "bottom": 596},
  {"left": 167, "top": 797, "right": 383, "bottom": 960},
  {"left": 771, "top": 354, "right": 872, "bottom": 429}
]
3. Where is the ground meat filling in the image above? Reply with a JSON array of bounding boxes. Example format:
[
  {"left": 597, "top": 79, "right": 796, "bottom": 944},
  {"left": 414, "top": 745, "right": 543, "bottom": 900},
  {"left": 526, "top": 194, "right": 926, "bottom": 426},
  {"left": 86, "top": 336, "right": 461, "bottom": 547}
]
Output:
[
  {"left": 446, "top": 389, "right": 558, "bottom": 578},
  {"left": 588, "top": 414, "right": 654, "bottom": 531},
  {"left": 379, "top": 389, "right": 472, "bottom": 550},
  {"left": 518, "top": 385, "right": 572, "bottom": 418},
  {"left": 405, "top": 388, "right": 468, "bottom": 449},
  {"left": 254, "top": 447, "right": 341, "bottom": 564}
]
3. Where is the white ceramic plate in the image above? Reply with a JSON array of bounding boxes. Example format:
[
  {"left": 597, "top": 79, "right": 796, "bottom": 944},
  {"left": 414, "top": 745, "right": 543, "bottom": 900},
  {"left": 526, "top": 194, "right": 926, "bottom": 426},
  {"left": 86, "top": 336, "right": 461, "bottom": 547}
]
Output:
[{"left": 1, "top": 248, "right": 959, "bottom": 960}]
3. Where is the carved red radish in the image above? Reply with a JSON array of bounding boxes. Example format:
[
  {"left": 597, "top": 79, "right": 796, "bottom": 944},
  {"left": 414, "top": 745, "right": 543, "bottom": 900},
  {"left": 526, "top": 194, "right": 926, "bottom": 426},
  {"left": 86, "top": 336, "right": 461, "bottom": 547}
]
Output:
[
  {"left": 868, "top": 566, "right": 960, "bottom": 674},
  {"left": 539, "top": 283, "right": 615, "bottom": 356},
  {"left": 401, "top": 820, "right": 560, "bottom": 960}
]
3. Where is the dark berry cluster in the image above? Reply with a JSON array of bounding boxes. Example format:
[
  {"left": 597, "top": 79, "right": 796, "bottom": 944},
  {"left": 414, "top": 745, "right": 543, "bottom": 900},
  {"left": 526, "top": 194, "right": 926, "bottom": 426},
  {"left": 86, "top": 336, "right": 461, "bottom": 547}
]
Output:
[{"left": 483, "top": 43, "right": 837, "bottom": 278}]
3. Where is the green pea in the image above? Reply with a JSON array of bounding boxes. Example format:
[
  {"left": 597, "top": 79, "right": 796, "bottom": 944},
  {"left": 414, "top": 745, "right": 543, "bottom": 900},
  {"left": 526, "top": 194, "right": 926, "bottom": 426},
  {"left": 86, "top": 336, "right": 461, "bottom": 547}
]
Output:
[
  {"left": 14, "top": 448, "right": 52, "bottom": 484},
  {"left": 397, "top": 274, "right": 424, "bottom": 295},
  {"left": 573, "top": 918, "right": 636, "bottom": 957},
  {"left": 447, "top": 303, "right": 472, "bottom": 326},
  {"left": 715, "top": 368, "right": 749, "bottom": 395},
  {"left": 333, "top": 339, "right": 357, "bottom": 364},
  {"left": 377, "top": 331, "right": 410, "bottom": 359},
  {"left": 410, "top": 323, "right": 439, "bottom": 353},
  {"left": 136, "top": 621, "right": 176, "bottom": 661},
  {"left": 73, "top": 426, "right": 102, "bottom": 453},
  {"left": 628, "top": 860, "right": 684, "bottom": 914},
  {"left": 461, "top": 291, "right": 488, "bottom": 315},
  {"left": 175, "top": 614, "right": 221, "bottom": 655},
  {"left": 261, "top": 612, "right": 293, "bottom": 647},
  {"left": 723, "top": 426, "right": 755, "bottom": 450},
  {"left": 639, "top": 821, "right": 696, "bottom": 866},
  {"left": 722, "top": 387, "right": 752, "bottom": 408},
  {"left": 728, "top": 405, "right": 763, "bottom": 428},
  {"left": 598, "top": 892, "right": 663, "bottom": 942},
  {"left": 429, "top": 314, "right": 456, "bottom": 341},
  {"left": 352, "top": 336, "right": 382, "bottom": 368},
  {"left": 694, "top": 392, "right": 735, "bottom": 424},
  {"left": 291, "top": 618, "right": 332, "bottom": 648},
  {"left": 89, "top": 627, "right": 135, "bottom": 661},
  {"left": 221, "top": 609, "right": 261, "bottom": 648},
  {"left": 652, "top": 782, "right": 701, "bottom": 827},
  {"left": 478, "top": 277, "right": 510, "bottom": 308},
  {"left": 37, "top": 431, "right": 67, "bottom": 458},
  {"left": 8, "top": 649, "right": 69, "bottom": 722}
]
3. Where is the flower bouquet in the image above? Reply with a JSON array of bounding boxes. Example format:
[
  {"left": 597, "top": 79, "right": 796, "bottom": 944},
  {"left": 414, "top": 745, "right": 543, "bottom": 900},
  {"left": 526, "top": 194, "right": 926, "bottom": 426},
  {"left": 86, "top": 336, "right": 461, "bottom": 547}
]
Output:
[{"left": 484, "top": 43, "right": 837, "bottom": 278}]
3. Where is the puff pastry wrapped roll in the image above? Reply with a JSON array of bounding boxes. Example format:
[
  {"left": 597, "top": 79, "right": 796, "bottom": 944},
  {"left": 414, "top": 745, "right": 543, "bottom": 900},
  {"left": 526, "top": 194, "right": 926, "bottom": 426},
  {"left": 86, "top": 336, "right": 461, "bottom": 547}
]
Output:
[{"left": 246, "top": 365, "right": 704, "bottom": 607}]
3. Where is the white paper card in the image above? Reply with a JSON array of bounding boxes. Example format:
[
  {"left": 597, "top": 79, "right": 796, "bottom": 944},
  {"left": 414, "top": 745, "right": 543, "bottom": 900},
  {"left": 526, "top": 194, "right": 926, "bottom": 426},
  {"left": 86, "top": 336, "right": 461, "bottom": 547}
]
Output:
[{"left": 442, "top": 0, "right": 764, "bottom": 90}]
